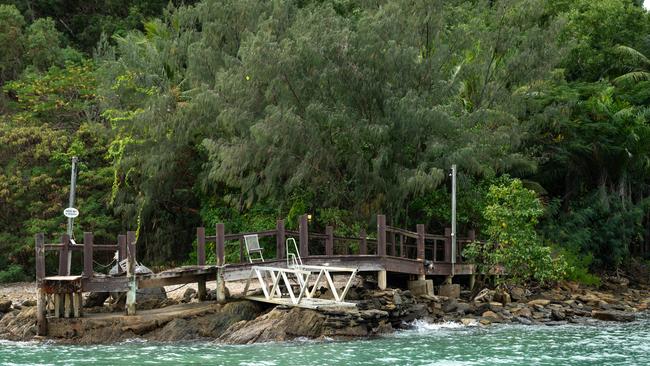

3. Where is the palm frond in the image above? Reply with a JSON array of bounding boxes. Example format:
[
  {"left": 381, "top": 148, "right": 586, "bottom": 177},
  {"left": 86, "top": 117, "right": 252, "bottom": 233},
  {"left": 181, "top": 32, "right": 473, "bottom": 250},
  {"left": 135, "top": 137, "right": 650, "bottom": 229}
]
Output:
[
  {"left": 613, "top": 45, "right": 650, "bottom": 67},
  {"left": 613, "top": 71, "right": 650, "bottom": 85}
]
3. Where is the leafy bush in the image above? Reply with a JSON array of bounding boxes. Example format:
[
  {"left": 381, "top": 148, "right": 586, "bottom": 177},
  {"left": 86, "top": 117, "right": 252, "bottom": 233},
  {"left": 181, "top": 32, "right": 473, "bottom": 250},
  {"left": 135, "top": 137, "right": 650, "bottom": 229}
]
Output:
[
  {"left": 465, "top": 178, "right": 567, "bottom": 285},
  {"left": 0, "top": 265, "right": 27, "bottom": 283}
]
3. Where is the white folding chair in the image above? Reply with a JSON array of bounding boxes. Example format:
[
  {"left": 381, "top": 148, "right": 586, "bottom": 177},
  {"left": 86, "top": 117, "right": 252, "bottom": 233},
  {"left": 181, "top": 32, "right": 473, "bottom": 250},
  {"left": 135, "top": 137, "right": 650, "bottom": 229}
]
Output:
[{"left": 244, "top": 234, "right": 264, "bottom": 263}]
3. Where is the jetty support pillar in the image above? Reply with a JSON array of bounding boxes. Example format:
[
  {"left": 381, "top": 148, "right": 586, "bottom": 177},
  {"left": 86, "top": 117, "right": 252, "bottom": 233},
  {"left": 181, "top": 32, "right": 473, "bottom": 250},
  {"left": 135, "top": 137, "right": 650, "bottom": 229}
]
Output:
[
  {"left": 378, "top": 270, "right": 387, "bottom": 290},
  {"left": 126, "top": 231, "right": 137, "bottom": 315}
]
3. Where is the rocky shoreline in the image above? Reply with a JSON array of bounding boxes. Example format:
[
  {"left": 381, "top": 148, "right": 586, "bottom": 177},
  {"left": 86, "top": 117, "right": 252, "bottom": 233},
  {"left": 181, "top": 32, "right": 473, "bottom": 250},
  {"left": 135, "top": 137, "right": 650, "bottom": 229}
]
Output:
[{"left": 0, "top": 277, "right": 648, "bottom": 344}]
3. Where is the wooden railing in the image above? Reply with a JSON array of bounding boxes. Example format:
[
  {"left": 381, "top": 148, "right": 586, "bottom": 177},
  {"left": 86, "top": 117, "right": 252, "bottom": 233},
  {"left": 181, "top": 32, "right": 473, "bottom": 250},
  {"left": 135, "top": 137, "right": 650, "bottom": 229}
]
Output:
[
  {"left": 197, "top": 214, "right": 476, "bottom": 266},
  {"left": 35, "top": 231, "right": 136, "bottom": 282}
]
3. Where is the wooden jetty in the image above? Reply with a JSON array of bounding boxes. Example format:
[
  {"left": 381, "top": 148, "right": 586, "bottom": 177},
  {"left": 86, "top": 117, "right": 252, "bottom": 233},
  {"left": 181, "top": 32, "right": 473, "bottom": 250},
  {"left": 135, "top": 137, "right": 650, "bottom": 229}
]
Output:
[{"left": 34, "top": 213, "right": 476, "bottom": 335}]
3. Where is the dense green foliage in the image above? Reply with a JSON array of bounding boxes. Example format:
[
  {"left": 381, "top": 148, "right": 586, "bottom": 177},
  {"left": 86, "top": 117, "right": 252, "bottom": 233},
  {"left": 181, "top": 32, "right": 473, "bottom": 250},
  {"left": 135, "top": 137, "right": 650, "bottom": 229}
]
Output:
[
  {"left": 1, "top": 0, "right": 649, "bottom": 284},
  {"left": 464, "top": 178, "right": 567, "bottom": 284}
]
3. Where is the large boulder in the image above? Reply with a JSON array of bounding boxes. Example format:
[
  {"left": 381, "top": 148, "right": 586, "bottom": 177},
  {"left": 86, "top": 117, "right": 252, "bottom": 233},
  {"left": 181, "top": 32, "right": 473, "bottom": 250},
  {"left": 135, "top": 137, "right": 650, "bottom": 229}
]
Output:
[
  {"left": 591, "top": 310, "right": 635, "bottom": 322},
  {"left": 0, "top": 300, "right": 12, "bottom": 312}
]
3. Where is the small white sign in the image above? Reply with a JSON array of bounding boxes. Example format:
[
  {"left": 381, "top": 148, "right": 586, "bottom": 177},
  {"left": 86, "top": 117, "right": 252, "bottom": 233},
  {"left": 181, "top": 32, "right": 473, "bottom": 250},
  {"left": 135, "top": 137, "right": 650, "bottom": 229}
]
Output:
[{"left": 63, "top": 207, "right": 79, "bottom": 218}]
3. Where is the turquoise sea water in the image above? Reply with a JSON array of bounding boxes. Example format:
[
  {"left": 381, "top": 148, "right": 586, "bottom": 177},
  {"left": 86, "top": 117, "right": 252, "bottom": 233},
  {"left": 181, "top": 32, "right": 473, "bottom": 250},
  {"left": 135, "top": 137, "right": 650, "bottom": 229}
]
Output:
[{"left": 1, "top": 317, "right": 648, "bottom": 366}]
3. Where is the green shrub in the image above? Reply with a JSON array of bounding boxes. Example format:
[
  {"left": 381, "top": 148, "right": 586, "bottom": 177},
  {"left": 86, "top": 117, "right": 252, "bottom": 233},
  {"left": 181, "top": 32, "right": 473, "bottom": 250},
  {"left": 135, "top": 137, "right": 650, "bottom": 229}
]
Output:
[
  {"left": 465, "top": 177, "right": 567, "bottom": 285},
  {"left": 0, "top": 265, "right": 27, "bottom": 283}
]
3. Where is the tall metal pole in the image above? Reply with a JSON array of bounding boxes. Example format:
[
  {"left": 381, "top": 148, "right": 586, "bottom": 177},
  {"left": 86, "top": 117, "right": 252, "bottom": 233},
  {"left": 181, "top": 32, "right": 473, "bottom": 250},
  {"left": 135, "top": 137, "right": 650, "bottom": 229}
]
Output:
[
  {"left": 67, "top": 157, "right": 78, "bottom": 236},
  {"left": 451, "top": 164, "right": 457, "bottom": 276},
  {"left": 66, "top": 157, "right": 78, "bottom": 275}
]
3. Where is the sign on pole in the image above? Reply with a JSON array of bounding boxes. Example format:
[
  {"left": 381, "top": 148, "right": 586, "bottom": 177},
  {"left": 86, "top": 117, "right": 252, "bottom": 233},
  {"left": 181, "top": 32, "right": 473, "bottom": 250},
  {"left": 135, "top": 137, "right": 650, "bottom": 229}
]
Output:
[{"left": 63, "top": 207, "right": 79, "bottom": 218}]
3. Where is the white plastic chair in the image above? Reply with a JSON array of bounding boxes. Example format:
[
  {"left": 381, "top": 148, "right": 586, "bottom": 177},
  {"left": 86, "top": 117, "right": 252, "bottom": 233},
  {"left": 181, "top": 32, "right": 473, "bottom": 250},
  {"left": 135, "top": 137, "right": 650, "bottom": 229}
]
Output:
[{"left": 244, "top": 234, "right": 264, "bottom": 263}]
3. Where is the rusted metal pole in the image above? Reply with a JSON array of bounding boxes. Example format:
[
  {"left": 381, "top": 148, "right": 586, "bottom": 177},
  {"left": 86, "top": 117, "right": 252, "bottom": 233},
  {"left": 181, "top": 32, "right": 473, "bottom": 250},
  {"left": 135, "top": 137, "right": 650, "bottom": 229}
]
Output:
[
  {"left": 276, "top": 220, "right": 285, "bottom": 259},
  {"left": 299, "top": 214, "right": 309, "bottom": 258},
  {"left": 325, "top": 226, "right": 334, "bottom": 256},
  {"left": 377, "top": 215, "right": 386, "bottom": 256},
  {"left": 83, "top": 232, "right": 93, "bottom": 278},
  {"left": 126, "top": 231, "right": 137, "bottom": 315}
]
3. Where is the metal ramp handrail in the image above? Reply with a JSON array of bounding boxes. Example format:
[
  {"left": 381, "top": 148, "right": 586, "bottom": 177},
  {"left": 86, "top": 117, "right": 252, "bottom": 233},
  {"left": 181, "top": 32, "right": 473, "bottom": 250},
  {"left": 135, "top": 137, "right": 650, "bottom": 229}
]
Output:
[
  {"left": 242, "top": 263, "right": 359, "bottom": 306},
  {"left": 285, "top": 237, "right": 302, "bottom": 269}
]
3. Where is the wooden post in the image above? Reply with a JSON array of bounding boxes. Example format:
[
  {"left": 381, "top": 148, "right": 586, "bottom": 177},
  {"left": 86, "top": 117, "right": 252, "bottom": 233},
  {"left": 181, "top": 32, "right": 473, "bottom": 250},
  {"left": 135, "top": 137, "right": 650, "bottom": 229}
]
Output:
[
  {"left": 64, "top": 294, "right": 72, "bottom": 318},
  {"left": 299, "top": 214, "right": 309, "bottom": 258},
  {"left": 359, "top": 229, "right": 367, "bottom": 255},
  {"left": 325, "top": 226, "right": 334, "bottom": 256},
  {"left": 433, "top": 239, "right": 438, "bottom": 262},
  {"left": 197, "top": 275, "right": 207, "bottom": 301},
  {"left": 196, "top": 227, "right": 206, "bottom": 301},
  {"left": 83, "top": 232, "right": 93, "bottom": 278},
  {"left": 73, "top": 293, "right": 82, "bottom": 318},
  {"left": 126, "top": 231, "right": 137, "bottom": 315},
  {"left": 215, "top": 225, "right": 226, "bottom": 303},
  {"left": 276, "top": 220, "right": 285, "bottom": 259},
  {"left": 118, "top": 234, "right": 126, "bottom": 274},
  {"left": 197, "top": 227, "right": 206, "bottom": 266},
  {"left": 377, "top": 215, "right": 386, "bottom": 256},
  {"left": 58, "top": 234, "right": 70, "bottom": 276},
  {"left": 37, "top": 289, "right": 47, "bottom": 334},
  {"left": 416, "top": 224, "right": 425, "bottom": 261},
  {"left": 35, "top": 234, "right": 45, "bottom": 281},
  {"left": 390, "top": 230, "right": 396, "bottom": 256},
  {"left": 400, "top": 234, "right": 405, "bottom": 258},
  {"left": 54, "top": 294, "right": 62, "bottom": 318},
  {"left": 239, "top": 237, "right": 245, "bottom": 263},
  {"left": 35, "top": 234, "right": 47, "bottom": 335},
  {"left": 216, "top": 223, "right": 225, "bottom": 266},
  {"left": 444, "top": 227, "right": 452, "bottom": 262}
]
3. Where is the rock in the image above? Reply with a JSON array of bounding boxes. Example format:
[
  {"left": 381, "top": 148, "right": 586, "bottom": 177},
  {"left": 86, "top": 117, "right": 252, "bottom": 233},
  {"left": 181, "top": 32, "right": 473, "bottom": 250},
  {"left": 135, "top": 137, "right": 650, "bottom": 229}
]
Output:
[
  {"left": 84, "top": 292, "right": 110, "bottom": 308},
  {"left": 510, "top": 287, "right": 527, "bottom": 302},
  {"left": 591, "top": 310, "right": 635, "bottom": 322},
  {"left": 514, "top": 307, "right": 532, "bottom": 318},
  {"left": 393, "top": 293, "right": 403, "bottom": 305},
  {"left": 360, "top": 309, "right": 389, "bottom": 319},
  {"left": 461, "top": 318, "right": 478, "bottom": 326},
  {"left": 481, "top": 310, "right": 500, "bottom": 319},
  {"left": 527, "top": 299, "right": 550, "bottom": 307},
  {"left": 182, "top": 288, "right": 197, "bottom": 303},
  {"left": 545, "top": 321, "right": 568, "bottom": 326},
  {"left": 442, "top": 299, "right": 458, "bottom": 313},
  {"left": 515, "top": 316, "right": 532, "bottom": 325},
  {"left": 551, "top": 309, "right": 566, "bottom": 321},
  {"left": 473, "top": 288, "right": 494, "bottom": 303},
  {"left": 456, "top": 302, "right": 473, "bottom": 314},
  {"left": 479, "top": 318, "right": 492, "bottom": 326},
  {"left": 0, "top": 301, "right": 12, "bottom": 312},
  {"left": 493, "top": 290, "right": 511, "bottom": 305},
  {"left": 21, "top": 300, "right": 36, "bottom": 307}
]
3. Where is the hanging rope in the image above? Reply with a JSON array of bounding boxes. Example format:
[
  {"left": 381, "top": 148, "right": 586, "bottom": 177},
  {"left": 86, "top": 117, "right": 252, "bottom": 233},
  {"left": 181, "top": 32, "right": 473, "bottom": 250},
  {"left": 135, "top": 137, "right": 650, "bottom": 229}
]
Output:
[{"left": 93, "top": 258, "right": 117, "bottom": 269}]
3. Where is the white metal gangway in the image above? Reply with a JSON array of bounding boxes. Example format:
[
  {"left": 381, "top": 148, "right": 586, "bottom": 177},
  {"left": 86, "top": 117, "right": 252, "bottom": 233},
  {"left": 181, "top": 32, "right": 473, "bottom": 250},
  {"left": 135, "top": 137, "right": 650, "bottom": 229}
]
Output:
[{"left": 241, "top": 238, "right": 358, "bottom": 309}]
